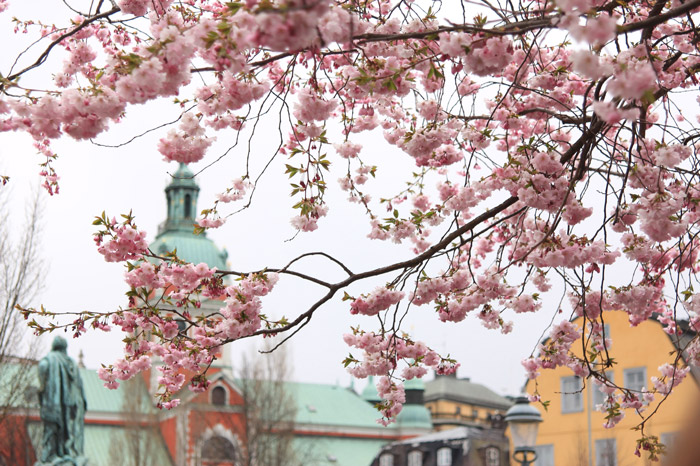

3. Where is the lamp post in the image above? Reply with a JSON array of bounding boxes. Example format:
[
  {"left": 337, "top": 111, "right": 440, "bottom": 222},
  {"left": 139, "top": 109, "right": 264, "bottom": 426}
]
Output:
[{"left": 505, "top": 396, "right": 543, "bottom": 466}]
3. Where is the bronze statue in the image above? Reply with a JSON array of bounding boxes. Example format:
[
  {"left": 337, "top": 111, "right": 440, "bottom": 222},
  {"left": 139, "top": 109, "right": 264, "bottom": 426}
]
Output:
[{"left": 36, "top": 336, "right": 87, "bottom": 466}]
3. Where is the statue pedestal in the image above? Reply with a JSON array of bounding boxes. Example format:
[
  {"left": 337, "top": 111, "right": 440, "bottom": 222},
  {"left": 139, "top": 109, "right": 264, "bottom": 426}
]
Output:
[{"left": 35, "top": 456, "right": 88, "bottom": 466}]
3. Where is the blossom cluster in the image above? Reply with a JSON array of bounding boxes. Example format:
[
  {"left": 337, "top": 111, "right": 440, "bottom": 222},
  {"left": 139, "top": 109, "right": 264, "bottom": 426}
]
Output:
[
  {"left": 10, "top": 0, "right": 700, "bottom": 442},
  {"left": 349, "top": 287, "right": 405, "bottom": 316},
  {"left": 343, "top": 328, "right": 457, "bottom": 424},
  {"left": 95, "top": 222, "right": 149, "bottom": 263}
]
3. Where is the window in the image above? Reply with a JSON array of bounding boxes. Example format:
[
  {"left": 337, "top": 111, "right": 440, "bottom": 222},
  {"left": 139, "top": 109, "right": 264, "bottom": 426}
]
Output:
[
  {"left": 485, "top": 447, "right": 500, "bottom": 466},
  {"left": 379, "top": 454, "right": 394, "bottom": 466},
  {"left": 561, "top": 376, "right": 583, "bottom": 413},
  {"left": 408, "top": 450, "right": 422, "bottom": 466},
  {"left": 437, "top": 447, "right": 452, "bottom": 466},
  {"left": 624, "top": 367, "right": 646, "bottom": 393},
  {"left": 176, "top": 318, "right": 187, "bottom": 333},
  {"left": 472, "top": 408, "right": 479, "bottom": 418},
  {"left": 593, "top": 372, "right": 614, "bottom": 407},
  {"left": 211, "top": 386, "right": 227, "bottom": 406},
  {"left": 595, "top": 438, "right": 616, "bottom": 466},
  {"left": 533, "top": 444, "right": 554, "bottom": 466},
  {"left": 184, "top": 193, "right": 192, "bottom": 218}
]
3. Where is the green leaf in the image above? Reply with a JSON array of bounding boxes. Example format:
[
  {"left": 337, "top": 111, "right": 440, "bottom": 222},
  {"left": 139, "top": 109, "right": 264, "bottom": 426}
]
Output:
[
  {"left": 285, "top": 164, "right": 299, "bottom": 178},
  {"left": 342, "top": 353, "right": 358, "bottom": 367},
  {"left": 641, "top": 89, "right": 657, "bottom": 106},
  {"left": 225, "top": 1, "right": 242, "bottom": 14}
]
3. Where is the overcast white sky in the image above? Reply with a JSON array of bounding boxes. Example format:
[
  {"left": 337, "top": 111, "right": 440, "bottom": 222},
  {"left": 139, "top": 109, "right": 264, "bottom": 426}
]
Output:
[{"left": 0, "top": 1, "right": 572, "bottom": 397}]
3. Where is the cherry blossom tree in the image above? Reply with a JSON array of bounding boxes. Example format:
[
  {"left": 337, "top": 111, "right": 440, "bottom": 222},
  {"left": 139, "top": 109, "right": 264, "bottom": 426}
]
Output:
[{"left": 4, "top": 0, "right": 700, "bottom": 458}]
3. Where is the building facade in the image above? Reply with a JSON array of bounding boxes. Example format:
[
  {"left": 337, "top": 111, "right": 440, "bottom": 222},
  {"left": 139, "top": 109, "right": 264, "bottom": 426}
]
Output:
[
  {"left": 371, "top": 426, "right": 510, "bottom": 466},
  {"left": 524, "top": 310, "right": 700, "bottom": 466},
  {"left": 424, "top": 374, "right": 513, "bottom": 431},
  {"left": 1, "top": 361, "right": 436, "bottom": 465}
]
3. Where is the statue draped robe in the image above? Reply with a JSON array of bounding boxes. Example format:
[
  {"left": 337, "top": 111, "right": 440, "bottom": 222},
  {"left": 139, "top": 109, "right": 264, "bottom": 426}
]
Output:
[{"left": 37, "top": 338, "right": 87, "bottom": 464}]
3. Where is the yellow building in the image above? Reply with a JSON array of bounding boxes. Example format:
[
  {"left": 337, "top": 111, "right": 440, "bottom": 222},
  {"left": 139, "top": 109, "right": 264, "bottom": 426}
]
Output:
[
  {"left": 524, "top": 311, "right": 700, "bottom": 466},
  {"left": 424, "top": 374, "right": 513, "bottom": 431}
]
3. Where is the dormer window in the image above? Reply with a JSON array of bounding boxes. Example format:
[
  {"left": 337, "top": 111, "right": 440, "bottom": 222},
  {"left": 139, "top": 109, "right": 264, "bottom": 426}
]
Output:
[
  {"left": 437, "top": 447, "right": 452, "bottom": 466},
  {"left": 408, "top": 450, "right": 422, "bottom": 466}
]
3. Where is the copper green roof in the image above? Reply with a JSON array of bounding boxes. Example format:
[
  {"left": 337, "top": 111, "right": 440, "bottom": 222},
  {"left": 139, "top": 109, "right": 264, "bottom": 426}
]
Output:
[
  {"left": 12, "top": 363, "right": 172, "bottom": 465},
  {"left": 396, "top": 404, "right": 432, "bottom": 429},
  {"left": 287, "top": 381, "right": 391, "bottom": 429},
  {"left": 241, "top": 381, "right": 395, "bottom": 465},
  {"left": 28, "top": 423, "right": 173, "bottom": 466},
  {"left": 293, "top": 436, "right": 389, "bottom": 466},
  {"left": 0, "top": 363, "right": 156, "bottom": 414},
  {"left": 169, "top": 163, "right": 198, "bottom": 188},
  {"left": 404, "top": 376, "right": 425, "bottom": 391},
  {"left": 150, "top": 231, "right": 228, "bottom": 270},
  {"left": 361, "top": 376, "right": 381, "bottom": 404},
  {"left": 79, "top": 368, "right": 156, "bottom": 414}
]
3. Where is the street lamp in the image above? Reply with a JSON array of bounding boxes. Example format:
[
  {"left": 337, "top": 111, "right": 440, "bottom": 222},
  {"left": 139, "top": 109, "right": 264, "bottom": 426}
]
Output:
[{"left": 505, "top": 396, "right": 543, "bottom": 466}]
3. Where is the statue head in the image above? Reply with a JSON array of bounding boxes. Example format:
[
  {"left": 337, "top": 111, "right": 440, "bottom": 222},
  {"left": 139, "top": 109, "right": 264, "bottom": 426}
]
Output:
[{"left": 51, "top": 336, "right": 68, "bottom": 352}]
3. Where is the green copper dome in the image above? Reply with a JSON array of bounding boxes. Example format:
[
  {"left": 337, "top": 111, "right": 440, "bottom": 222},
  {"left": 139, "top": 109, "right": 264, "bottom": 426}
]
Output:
[
  {"left": 149, "top": 164, "right": 228, "bottom": 270},
  {"left": 397, "top": 376, "right": 432, "bottom": 429},
  {"left": 404, "top": 376, "right": 425, "bottom": 391},
  {"left": 396, "top": 404, "right": 433, "bottom": 429}
]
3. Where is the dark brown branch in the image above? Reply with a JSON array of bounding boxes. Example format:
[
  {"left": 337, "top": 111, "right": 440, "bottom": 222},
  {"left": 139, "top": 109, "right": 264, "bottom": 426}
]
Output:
[
  {"left": 3, "top": 7, "right": 121, "bottom": 87},
  {"left": 278, "top": 251, "right": 354, "bottom": 276},
  {"left": 247, "top": 112, "right": 607, "bottom": 338},
  {"left": 641, "top": 0, "right": 671, "bottom": 41},
  {"left": 353, "top": 17, "right": 555, "bottom": 44},
  {"left": 248, "top": 195, "right": 519, "bottom": 338},
  {"left": 618, "top": 0, "right": 700, "bottom": 34}
]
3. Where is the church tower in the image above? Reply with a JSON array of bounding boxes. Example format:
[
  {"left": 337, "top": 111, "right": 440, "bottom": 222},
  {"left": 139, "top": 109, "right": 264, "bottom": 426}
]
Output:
[
  {"left": 149, "top": 163, "right": 228, "bottom": 270},
  {"left": 146, "top": 164, "right": 233, "bottom": 393}
]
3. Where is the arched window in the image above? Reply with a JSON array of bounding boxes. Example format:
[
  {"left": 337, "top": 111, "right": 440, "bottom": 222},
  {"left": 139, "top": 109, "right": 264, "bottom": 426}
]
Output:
[
  {"left": 211, "top": 385, "right": 227, "bottom": 406},
  {"left": 201, "top": 435, "right": 236, "bottom": 465},
  {"left": 485, "top": 447, "right": 500, "bottom": 466},
  {"left": 408, "top": 450, "right": 422, "bottom": 466},
  {"left": 184, "top": 194, "right": 192, "bottom": 218},
  {"left": 379, "top": 453, "right": 394, "bottom": 466},
  {"left": 437, "top": 447, "right": 452, "bottom": 466},
  {"left": 166, "top": 192, "right": 172, "bottom": 218}
]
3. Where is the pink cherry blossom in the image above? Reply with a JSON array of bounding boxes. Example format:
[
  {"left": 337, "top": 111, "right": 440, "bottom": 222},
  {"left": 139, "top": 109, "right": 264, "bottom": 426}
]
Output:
[{"left": 11, "top": 0, "right": 700, "bottom": 443}]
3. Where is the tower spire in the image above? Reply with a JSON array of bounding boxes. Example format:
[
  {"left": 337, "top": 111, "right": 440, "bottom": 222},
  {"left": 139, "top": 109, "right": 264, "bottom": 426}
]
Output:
[{"left": 160, "top": 163, "right": 201, "bottom": 235}]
